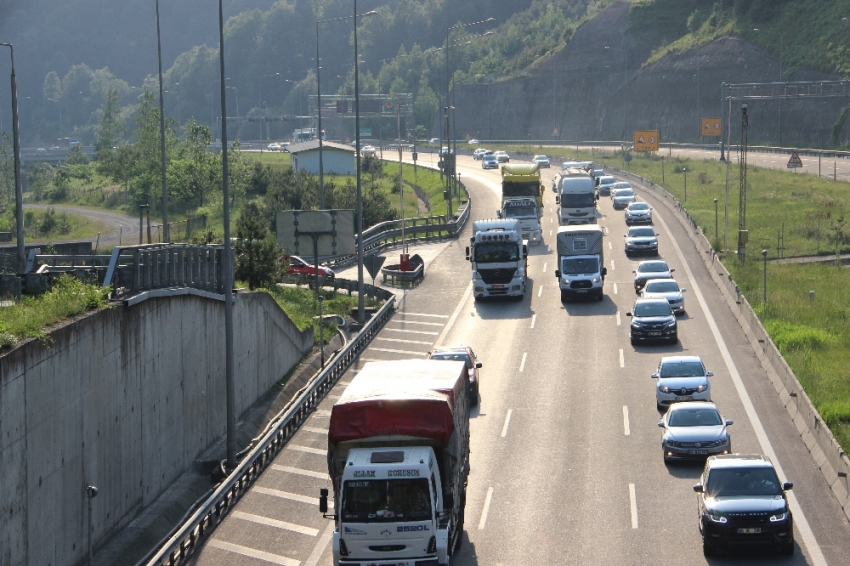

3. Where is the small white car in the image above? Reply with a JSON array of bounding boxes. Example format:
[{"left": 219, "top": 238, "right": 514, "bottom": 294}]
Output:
[
  {"left": 468, "top": 139, "right": 480, "bottom": 145},
  {"left": 652, "top": 356, "right": 713, "bottom": 411},
  {"left": 642, "top": 278, "right": 686, "bottom": 315},
  {"left": 494, "top": 150, "right": 510, "bottom": 163},
  {"left": 625, "top": 202, "right": 653, "bottom": 225},
  {"left": 361, "top": 145, "right": 377, "bottom": 157},
  {"left": 532, "top": 155, "right": 550, "bottom": 168},
  {"left": 267, "top": 143, "right": 280, "bottom": 151}
]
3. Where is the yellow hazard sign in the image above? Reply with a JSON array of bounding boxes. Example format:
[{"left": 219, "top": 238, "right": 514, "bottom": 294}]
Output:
[
  {"left": 701, "top": 118, "right": 722, "bottom": 137},
  {"left": 633, "top": 130, "right": 659, "bottom": 152}
]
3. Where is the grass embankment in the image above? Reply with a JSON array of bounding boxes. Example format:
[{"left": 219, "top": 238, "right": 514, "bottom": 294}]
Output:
[
  {"left": 21, "top": 207, "right": 110, "bottom": 241},
  {"left": 0, "top": 276, "right": 111, "bottom": 348}
]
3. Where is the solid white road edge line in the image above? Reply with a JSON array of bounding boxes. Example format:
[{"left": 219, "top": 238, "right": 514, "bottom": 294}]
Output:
[
  {"left": 623, "top": 406, "right": 631, "bottom": 436},
  {"left": 434, "top": 282, "right": 472, "bottom": 347},
  {"left": 629, "top": 484, "right": 638, "bottom": 529},
  {"left": 501, "top": 409, "right": 513, "bottom": 438},
  {"left": 519, "top": 352, "right": 528, "bottom": 372},
  {"left": 478, "top": 487, "right": 495, "bottom": 530},
  {"left": 656, "top": 211, "right": 828, "bottom": 566}
]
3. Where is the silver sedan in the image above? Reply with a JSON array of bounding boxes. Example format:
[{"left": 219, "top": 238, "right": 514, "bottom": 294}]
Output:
[{"left": 642, "top": 278, "right": 686, "bottom": 314}]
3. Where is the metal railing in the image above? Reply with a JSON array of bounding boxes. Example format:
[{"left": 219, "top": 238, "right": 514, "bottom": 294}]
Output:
[{"left": 140, "top": 292, "right": 396, "bottom": 566}]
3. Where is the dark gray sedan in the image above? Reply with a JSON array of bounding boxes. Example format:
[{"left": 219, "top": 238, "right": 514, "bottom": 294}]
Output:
[{"left": 659, "top": 402, "right": 732, "bottom": 463}]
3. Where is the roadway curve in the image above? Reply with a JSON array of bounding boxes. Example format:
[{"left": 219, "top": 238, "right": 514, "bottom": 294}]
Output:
[
  {"left": 177, "top": 154, "right": 849, "bottom": 566},
  {"left": 23, "top": 203, "right": 141, "bottom": 246}
]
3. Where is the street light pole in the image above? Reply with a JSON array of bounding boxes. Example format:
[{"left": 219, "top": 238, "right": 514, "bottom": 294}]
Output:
[
  {"left": 762, "top": 249, "right": 768, "bottom": 303},
  {"left": 354, "top": 0, "right": 365, "bottom": 325},
  {"left": 155, "top": 0, "right": 169, "bottom": 242},
  {"left": 683, "top": 167, "right": 687, "bottom": 202},
  {"left": 0, "top": 43, "right": 24, "bottom": 271},
  {"left": 316, "top": 22, "right": 325, "bottom": 208},
  {"left": 714, "top": 197, "right": 719, "bottom": 242}
]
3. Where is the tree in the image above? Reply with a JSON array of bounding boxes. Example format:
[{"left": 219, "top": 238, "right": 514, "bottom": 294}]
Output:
[
  {"left": 66, "top": 144, "right": 89, "bottom": 165},
  {"left": 94, "top": 84, "right": 125, "bottom": 160},
  {"left": 234, "top": 201, "right": 283, "bottom": 290}
]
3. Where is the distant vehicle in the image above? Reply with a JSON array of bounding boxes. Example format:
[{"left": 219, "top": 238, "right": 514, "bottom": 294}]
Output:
[
  {"left": 532, "top": 155, "right": 550, "bottom": 168},
  {"left": 659, "top": 401, "right": 731, "bottom": 463},
  {"left": 36, "top": 148, "right": 47, "bottom": 153},
  {"left": 468, "top": 138, "right": 480, "bottom": 144},
  {"left": 606, "top": 181, "right": 632, "bottom": 197},
  {"left": 642, "top": 278, "right": 686, "bottom": 315},
  {"left": 590, "top": 168, "right": 605, "bottom": 180},
  {"left": 695, "top": 454, "right": 794, "bottom": 557},
  {"left": 633, "top": 259, "right": 674, "bottom": 292},
  {"left": 494, "top": 150, "right": 510, "bottom": 163},
  {"left": 626, "top": 298, "right": 678, "bottom": 345},
  {"left": 596, "top": 175, "right": 616, "bottom": 196},
  {"left": 624, "top": 226, "right": 659, "bottom": 257},
  {"left": 440, "top": 146, "right": 454, "bottom": 156},
  {"left": 482, "top": 153, "right": 499, "bottom": 169},
  {"left": 473, "top": 148, "right": 489, "bottom": 160},
  {"left": 267, "top": 143, "right": 280, "bottom": 151},
  {"left": 284, "top": 255, "right": 334, "bottom": 278},
  {"left": 427, "top": 345, "right": 483, "bottom": 406},
  {"left": 429, "top": 137, "right": 441, "bottom": 144},
  {"left": 612, "top": 187, "right": 636, "bottom": 210},
  {"left": 625, "top": 201, "right": 653, "bottom": 225},
  {"left": 360, "top": 145, "right": 377, "bottom": 157}
]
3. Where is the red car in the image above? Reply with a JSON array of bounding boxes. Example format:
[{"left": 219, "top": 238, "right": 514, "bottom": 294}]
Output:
[{"left": 284, "top": 255, "right": 335, "bottom": 278}]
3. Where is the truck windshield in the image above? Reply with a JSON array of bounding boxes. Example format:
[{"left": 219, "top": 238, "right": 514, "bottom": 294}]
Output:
[
  {"left": 341, "top": 479, "right": 432, "bottom": 522},
  {"left": 504, "top": 206, "right": 536, "bottom": 218},
  {"left": 560, "top": 193, "right": 596, "bottom": 207},
  {"left": 503, "top": 181, "right": 540, "bottom": 197},
  {"left": 474, "top": 242, "right": 519, "bottom": 263},
  {"left": 561, "top": 257, "right": 599, "bottom": 275}
]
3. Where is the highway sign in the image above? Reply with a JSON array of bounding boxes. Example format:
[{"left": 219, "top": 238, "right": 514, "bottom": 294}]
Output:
[
  {"left": 363, "top": 254, "right": 386, "bottom": 283},
  {"left": 701, "top": 118, "right": 722, "bottom": 136},
  {"left": 276, "top": 210, "right": 356, "bottom": 257},
  {"left": 633, "top": 130, "right": 659, "bottom": 152},
  {"left": 787, "top": 152, "right": 803, "bottom": 168}
]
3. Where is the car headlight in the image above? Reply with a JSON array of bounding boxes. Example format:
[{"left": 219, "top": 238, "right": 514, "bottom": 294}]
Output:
[
  {"left": 659, "top": 385, "right": 670, "bottom": 393},
  {"left": 707, "top": 511, "right": 728, "bottom": 524},
  {"left": 591, "top": 276, "right": 601, "bottom": 283},
  {"left": 696, "top": 384, "right": 708, "bottom": 393},
  {"left": 665, "top": 320, "right": 677, "bottom": 328},
  {"left": 769, "top": 511, "right": 789, "bottom": 522}
]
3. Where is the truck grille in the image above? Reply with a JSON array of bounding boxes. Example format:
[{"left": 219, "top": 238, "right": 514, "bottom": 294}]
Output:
[
  {"left": 369, "top": 545, "right": 406, "bottom": 552},
  {"left": 479, "top": 268, "right": 516, "bottom": 284},
  {"left": 570, "top": 280, "right": 593, "bottom": 289}
]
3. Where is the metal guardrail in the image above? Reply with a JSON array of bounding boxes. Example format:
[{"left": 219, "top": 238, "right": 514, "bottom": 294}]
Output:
[{"left": 140, "top": 292, "right": 396, "bottom": 566}]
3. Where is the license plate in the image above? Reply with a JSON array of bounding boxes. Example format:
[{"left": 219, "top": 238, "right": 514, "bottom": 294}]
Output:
[
  {"left": 688, "top": 449, "right": 708, "bottom": 455},
  {"left": 575, "top": 289, "right": 588, "bottom": 293},
  {"left": 648, "top": 331, "right": 662, "bottom": 336},
  {"left": 491, "top": 284, "right": 505, "bottom": 288},
  {"left": 737, "top": 527, "right": 761, "bottom": 534},
  {"left": 675, "top": 395, "right": 693, "bottom": 401}
]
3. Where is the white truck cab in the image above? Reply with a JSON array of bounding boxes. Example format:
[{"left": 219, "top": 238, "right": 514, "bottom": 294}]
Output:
[{"left": 466, "top": 219, "right": 528, "bottom": 300}]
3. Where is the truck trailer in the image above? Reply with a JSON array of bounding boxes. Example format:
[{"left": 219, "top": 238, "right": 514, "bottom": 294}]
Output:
[
  {"left": 555, "top": 224, "right": 606, "bottom": 301},
  {"left": 321, "top": 359, "right": 471, "bottom": 566},
  {"left": 466, "top": 218, "right": 528, "bottom": 300}
]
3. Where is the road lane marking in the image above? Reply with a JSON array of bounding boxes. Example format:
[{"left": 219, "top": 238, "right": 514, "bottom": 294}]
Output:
[
  {"left": 209, "top": 540, "right": 300, "bottom": 566},
  {"left": 543, "top": 262, "right": 547, "bottom": 273},
  {"left": 623, "top": 406, "right": 631, "bottom": 436},
  {"left": 610, "top": 259, "right": 615, "bottom": 270},
  {"left": 501, "top": 410, "right": 513, "bottom": 438},
  {"left": 305, "top": 522, "right": 336, "bottom": 566},
  {"left": 604, "top": 226, "right": 609, "bottom": 234},
  {"left": 384, "top": 328, "right": 440, "bottom": 336},
  {"left": 370, "top": 347, "right": 427, "bottom": 356},
  {"left": 401, "top": 312, "right": 449, "bottom": 318},
  {"left": 478, "top": 487, "right": 495, "bottom": 530},
  {"left": 287, "top": 445, "right": 326, "bottom": 456},
  {"left": 538, "top": 285, "right": 543, "bottom": 298},
  {"left": 376, "top": 337, "right": 433, "bottom": 345},
  {"left": 655, "top": 208, "right": 828, "bottom": 566},
  {"left": 549, "top": 229, "right": 553, "bottom": 236},
  {"left": 629, "top": 484, "right": 638, "bottom": 529},
  {"left": 303, "top": 427, "right": 328, "bottom": 434},
  {"left": 619, "top": 349, "right": 625, "bottom": 368},
  {"left": 616, "top": 312, "right": 621, "bottom": 326},
  {"left": 254, "top": 486, "right": 333, "bottom": 508},
  {"left": 233, "top": 511, "right": 320, "bottom": 536},
  {"left": 530, "top": 314, "right": 536, "bottom": 329},
  {"left": 519, "top": 352, "right": 528, "bottom": 372},
  {"left": 608, "top": 241, "right": 612, "bottom": 250},
  {"left": 434, "top": 281, "right": 472, "bottom": 346},
  {"left": 272, "top": 465, "right": 328, "bottom": 480},
  {"left": 614, "top": 283, "right": 618, "bottom": 295},
  {"left": 390, "top": 320, "right": 445, "bottom": 327}
]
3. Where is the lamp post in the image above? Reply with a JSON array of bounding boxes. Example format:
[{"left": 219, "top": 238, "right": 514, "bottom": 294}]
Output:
[
  {"left": 354, "top": 0, "right": 369, "bottom": 325},
  {"left": 661, "top": 155, "right": 665, "bottom": 184},
  {"left": 714, "top": 197, "right": 719, "bottom": 242},
  {"left": 155, "top": 0, "right": 169, "bottom": 242},
  {"left": 762, "top": 249, "right": 768, "bottom": 303},
  {"left": 683, "top": 167, "right": 688, "bottom": 202},
  {"left": 0, "top": 43, "right": 24, "bottom": 271}
]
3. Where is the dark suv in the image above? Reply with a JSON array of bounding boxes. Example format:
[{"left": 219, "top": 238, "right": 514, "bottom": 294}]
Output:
[{"left": 694, "top": 454, "right": 794, "bottom": 557}]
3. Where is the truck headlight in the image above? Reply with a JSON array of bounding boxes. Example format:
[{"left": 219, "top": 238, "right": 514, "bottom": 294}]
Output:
[{"left": 591, "top": 276, "right": 601, "bottom": 283}]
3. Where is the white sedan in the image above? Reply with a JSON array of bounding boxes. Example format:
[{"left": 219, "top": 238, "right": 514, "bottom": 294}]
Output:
[{"left": 642, "top": 278, "right": 686, "bottom": 315}]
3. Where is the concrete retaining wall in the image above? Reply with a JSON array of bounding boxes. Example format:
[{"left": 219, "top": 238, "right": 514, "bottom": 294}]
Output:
[
  {"left": 612, "top": 166, "right": 850, "bottom": 523},
  {"left": 0, "top": 292, "right": 313, "bottom": 566}
]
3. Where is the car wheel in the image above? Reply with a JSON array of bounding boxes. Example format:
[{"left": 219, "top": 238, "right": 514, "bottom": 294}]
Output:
[
  {"left": 656, "top": 402, "right": 664, "bottom": 412},
  {"left": 670, "top": 334, "right": 678, "bottom": 344},
  {"left": 470, "top": 387, "right": 479, "bottom": 407},
  {"left": 560, "top": 291, "right": 567, "bottom": 302}
]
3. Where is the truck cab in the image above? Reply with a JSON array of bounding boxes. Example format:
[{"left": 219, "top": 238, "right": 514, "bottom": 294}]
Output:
[
  {"left": 467, "top": 219, "right": 528, "bottom": 300},
  {"left": 498, "top": 196, "right": 542, "bottom": 244},
  {"left": 333, "top": 447, "right": 447, "bottom": 566}
]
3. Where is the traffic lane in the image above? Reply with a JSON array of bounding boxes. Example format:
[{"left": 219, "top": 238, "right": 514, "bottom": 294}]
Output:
[{"left": 624, "top": 178, "right": 849, "bottom": 563}]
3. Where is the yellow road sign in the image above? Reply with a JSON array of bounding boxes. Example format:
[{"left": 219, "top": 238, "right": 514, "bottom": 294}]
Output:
[
  {"left": 633, "top": 130, "right": 659, "bottom": 152},
  {"left": 701, "top": 118, "right": 722, "bottom": 137}
]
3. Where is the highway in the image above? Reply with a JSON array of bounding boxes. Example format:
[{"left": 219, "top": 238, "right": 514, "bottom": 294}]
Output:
[{"left": 184, "top": 154, "right": 850, "bottom": 565}]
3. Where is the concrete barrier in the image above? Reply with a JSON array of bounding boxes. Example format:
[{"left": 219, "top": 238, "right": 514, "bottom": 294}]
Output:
[
  {"left": 0, "top": 291, "right": 313, "bottom": 566},
  {"left": 612, "top": 167, "right": 850, "bottom": 522}
]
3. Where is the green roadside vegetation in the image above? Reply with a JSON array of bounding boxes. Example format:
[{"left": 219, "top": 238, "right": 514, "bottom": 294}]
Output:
[
  {"left": 21, "top": 207, "right": 110, "bottom": 241},
  {"left": 515, "top": 143, "right": 850, "bottom": 450}
]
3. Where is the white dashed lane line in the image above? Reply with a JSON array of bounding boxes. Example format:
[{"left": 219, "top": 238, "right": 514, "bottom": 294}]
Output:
[
  {"left": 629, "top": 484, "right": 639, "bottom": 529},
  {"left": 623, "top": 406, "right": 631, "bottom": 436},
  {"left": 478, "top": 487, "right": 495, "bottom": 530},
  {"left": 619, "top": 349, "right": 625, "bottom": 368},
  {"left": 519, "top": 352, "right": 528, "bottom": 372},
  {"left": 530, "top": 314, "right": 537, "bottom": 329},
  {"left": 233, "top": 511, "right": 320, "bottom": 537},
  {"left": 501, "top": 409, "right": 513, "bottom": 438}
]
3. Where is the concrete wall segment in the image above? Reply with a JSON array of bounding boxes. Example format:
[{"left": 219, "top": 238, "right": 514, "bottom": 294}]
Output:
[{"left": 0, "top": 290, "right": 312, "bottom": 566}]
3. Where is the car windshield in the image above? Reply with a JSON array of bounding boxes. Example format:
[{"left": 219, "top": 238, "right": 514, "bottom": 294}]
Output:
[
  {"left": 474, "top": 242, "right": 519, "bottom": 263},
  {"left": 668, "top": 408, "right": 722, "bottom": 427},
  {"left": 633, "top": 301, "right": 672, "bottom": 317},
  {"left": 342, "top": 479, "right": 432, "bottom": 522},
  {"left": 504, "top": 206, "right": 537, "bottom": 218},
  {"left": 534, "top": 155, "right": 547, "bottom": 161},
  {"left": 629, "top": 228, "right": 655, "bottom": 238},
  {"left": 562, "top": 257, "right": 599, "bottom": 275},
  {"left": 560, "top": 193, "right": 596, "bottom": 207},
  {"left": 659, "top": 361, "right": 705, "bottom": 377},
  {"left": 645, "top": 281, "right": 679, "bottom": 293},
  {"left": 628, "top": 203, "right": 650, "bottom": 210},
  {"left": 639, "top": 262, "right": 668, "bottom": 273},
  {"left": 614, "top": 190, "right": 635, "bottom": 198},
  {"left": 429, "top": 351, "right": 472, "bottom": 368},
  {"left": 705, "top": 468, "right": 782, "bottom": 497}
]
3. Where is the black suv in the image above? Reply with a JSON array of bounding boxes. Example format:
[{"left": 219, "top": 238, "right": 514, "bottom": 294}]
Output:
[{"left": 694, "top": 454, "right": 794, "bottom": 556}]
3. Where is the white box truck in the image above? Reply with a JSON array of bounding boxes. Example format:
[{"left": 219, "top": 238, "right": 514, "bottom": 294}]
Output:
[
  {"left": 466, "top": 218, "right": 528, "bottom": 300},
  {"left": 555, "top": 224, "right": 607, "bottom": 301},
  {"left": 556, "top": 168, "right": 597, "bottom": 225},
  {"left": 321, "top": 359, "right": 470, "bottom": 566}
]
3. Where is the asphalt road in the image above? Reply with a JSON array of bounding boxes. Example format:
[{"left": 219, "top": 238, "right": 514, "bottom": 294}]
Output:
[{"left": 182, "top": 154, "right": 850, "bottom": 565}]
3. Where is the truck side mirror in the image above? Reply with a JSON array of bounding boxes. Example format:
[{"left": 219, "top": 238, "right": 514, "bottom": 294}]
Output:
[
  {"left": 555, "top": 196, "right": 560, "bottom": 205},
  {"left": 496, "top": 210, "right": 502, "bottom": 218},
  {"left": 602, "top": 267, "right": 607, "bottom": 277},
  {"left": 465, "top": 246, "right": 470, "bottom": 260},
  {"left": 555, "top": 270, "right": 561, "bottom": 278},
  {"left": 319, "top": 488, "right": 329, "bottom": 514}
]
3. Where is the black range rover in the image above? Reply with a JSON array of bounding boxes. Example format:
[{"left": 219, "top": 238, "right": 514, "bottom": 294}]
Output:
[{"left": 694, "top": 454, "right": 794, "bottom": 556}]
